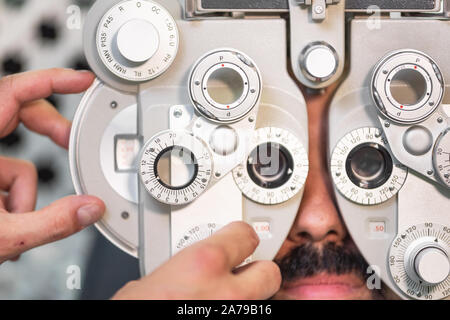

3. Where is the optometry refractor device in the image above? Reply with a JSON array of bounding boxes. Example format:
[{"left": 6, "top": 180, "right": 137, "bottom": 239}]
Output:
[
  {"left": 69, "top": 0, "right": 311, "bottom": 275},
  {"left": 70, "top": 0, "right": 449, "bottom": 300},
  {"left": 329, "top": 1, "right": 450, "bottom": 300}
]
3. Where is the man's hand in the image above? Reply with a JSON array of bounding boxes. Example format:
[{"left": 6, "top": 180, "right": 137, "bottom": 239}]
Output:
[
  {"left": 113, "top": 222, "right": 282, "bottom": 300},
  {"left": 0, "top": 68, "right": 105, "bottom": 264}
]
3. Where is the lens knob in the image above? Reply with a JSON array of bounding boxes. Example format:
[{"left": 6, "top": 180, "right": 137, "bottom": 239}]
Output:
[
  {"left": 404, "top": 237, "right": 450, "bottom": 286},
  {"left": 116, "top": 19, "right": 160, "bottom": 63},
  {"left": 412, "top": 246, "right": 450, "bottom": 285},
  {"left": 301, "top": 43, "right": 338, "bottom": 82}
]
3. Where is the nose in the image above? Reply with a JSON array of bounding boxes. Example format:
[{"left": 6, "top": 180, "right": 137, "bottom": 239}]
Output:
[
  {"left": 289, "top": 166, "right": 346, "bottom": 243},
  {"left": 287, "top": 88, "right": 347, "bottom": 245}
]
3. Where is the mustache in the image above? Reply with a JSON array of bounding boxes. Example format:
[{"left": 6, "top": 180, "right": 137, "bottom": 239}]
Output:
[{"left": 275, "top": 242, "right": 370, "bottom": 282}]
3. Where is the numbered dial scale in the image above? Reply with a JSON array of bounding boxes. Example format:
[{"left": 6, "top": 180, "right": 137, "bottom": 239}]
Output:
[
  {"left": 433, "top": 129, "right": 450, "bottom": 188},
  {"left": 175, "top": 223, "right": 223, "bottom": 253},
  {"left": 389, "top": 223, "right": 450, "bottom": 300},
  {"left": 139, "top": 131, "right": 213, "bottom": 205},
  {"left": 233, "top": 127, "right": 309, "bottom": 205},
  {"left": 189, "top": 49, "right": 262, "bottom": 123},
  {"left": 371, "top": 50, "right": 444, "bottom": 124},
  {"left": 331, "top": 127, "right": 408, "bottom": 205},
  {"left": 96, "top": 0, "right": 179, "bottom": 82}
]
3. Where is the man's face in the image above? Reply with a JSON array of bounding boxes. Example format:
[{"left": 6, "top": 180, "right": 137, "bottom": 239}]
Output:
[{"left": 272, "top": 88, "right": 396, "bottom": 300}]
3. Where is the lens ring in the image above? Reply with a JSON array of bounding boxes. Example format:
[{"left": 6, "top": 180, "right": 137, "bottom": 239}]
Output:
[
  {"left": 246, "top": 143, "right": 294, "bottom": 190},
  {"left": 154, "top": 146, "right": 199, "bottom": 190},
  {"left": 345, "top": 143, "right": 393, "bottom": 190},
  {"left": 330, "top": 127, "right": 408, "bottom": 206}
]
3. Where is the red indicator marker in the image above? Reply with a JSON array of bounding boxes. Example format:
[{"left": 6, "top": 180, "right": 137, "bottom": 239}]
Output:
[{"left": 222, "top": 64, "right": 225, "bottom": 67}]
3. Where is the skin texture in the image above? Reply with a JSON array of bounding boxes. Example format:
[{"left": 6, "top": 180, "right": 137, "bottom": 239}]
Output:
[{"left": 0, "top": 69, "right": 105, "bottom": 264}]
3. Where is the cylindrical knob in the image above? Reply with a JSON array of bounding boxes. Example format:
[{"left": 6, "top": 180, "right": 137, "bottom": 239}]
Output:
[
  {"left": 414, "top": 247, "right": 450, "bottom": 285},
  {"left": 116, "top": 19, "right": 160, "bottom": 63},
  {"left": 301, "top": 43, "right": 338, "bottom": 82}
]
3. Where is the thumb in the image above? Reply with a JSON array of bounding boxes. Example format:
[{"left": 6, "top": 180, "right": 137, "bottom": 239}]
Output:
[{"left": 5, "top": 195, "right": 105, "bottom": 257}]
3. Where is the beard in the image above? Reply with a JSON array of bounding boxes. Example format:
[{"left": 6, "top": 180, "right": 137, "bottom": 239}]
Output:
[{"left": 276, "top": 242, "right": 371, "bottom": 285}]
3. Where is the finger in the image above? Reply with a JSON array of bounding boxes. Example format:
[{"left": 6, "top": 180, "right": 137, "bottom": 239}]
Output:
[
  {"left": 20, "top": 99, "right": 72, "bottom": 149},
  {"left": 0, "top": 157, "right": 37, "bottom": 213},
  {"left": 201, "top": 221, "right": 260, "bottom": 269},
  {"left": 0, "top": 193, "right": 7, "bottom": 211},
  {"left": 0, "top": 69, "right": 94, "bottom": 135},
  {"left": 1, "top": 195, "right": 105, "bottom": 259},
  {"left": 232, "top": 261, "right": 282, "bottom": 300}
]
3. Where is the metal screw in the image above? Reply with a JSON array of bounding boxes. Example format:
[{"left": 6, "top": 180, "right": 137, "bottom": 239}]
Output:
[
  {"left": 429, "top": 101, "right": 435, "bottom": 107},
  {"left": 437, "top": 117, "right": 444, "bottom": 124},
  {"left": 173, "top": 108, "right": 183, "bottom": 118},
  {"left": 314, "top": 5, "right": 324, "bottom": 14},
  {"left": 196, "top": 122, "right": 202, "bottom": 128},
  {"left": 389, "top": 186, "right": 395, "bottom": 192},
  {"left": 427, "top": 170, "right": 434, "bottom": 176},
  {"left": 384, "top": 122, "right": 390, "bottom": 128},
  {"left": 237, "top": 172, "right": 243, "bottom": 178},
  {"left": 215, "top": 172, "right": 221, "bottom": 178},
  {"left": 250, "top": 89, "right": 256, "bottom": 94},
  {"left": 336, "top": 172, "right": 341, "bottom": 177},
  {"left": 383, "top": 70, "right": 389, "bottom": 75},
  {"left": 195, "top": 80, "right": 200, "bottom": 86},
  {"left": 121, "top": 211, "right": 130, "bottom": 220},
  {"left": 249, "top": 116, "right": 255, "bottom": 123},
  {"left": 291, "top": 186, "right": 297, "bottom": 191},
  {"left": 444, "top": 174, "right": 449, "bottom": 179},
  {"left": 110, "top": 101, "right": 118, "bottom": 109}
]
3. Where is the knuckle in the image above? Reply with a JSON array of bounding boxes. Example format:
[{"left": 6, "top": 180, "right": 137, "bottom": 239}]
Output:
[
  {"left": 261, "top": 261, "right": 282, "bottom": 285},
  {"left": 231, "top": 221, "right": 259, "bottom": 247},
  {"left": 190, "top": 243, "right": 228, "bottom": 274},
  {"left": 46, "top": 212, "right": 74, "bottom": 242},
  {"left": 0, "top": 217, "right": 18, "bottom": 258},
  {"left": 0, "top": 74, "right": 15, "bottom": 93},
  {"left": 21, "top": 160, "right": 38, "bottom": 180},
  {"left": 222, "top": 286, "right": 244, "bottom": 300}
]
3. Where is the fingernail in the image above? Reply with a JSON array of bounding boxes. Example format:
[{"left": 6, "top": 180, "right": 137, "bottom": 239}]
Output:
[{"left": 77, "top": 204, "right": 103, "bottom": 227}]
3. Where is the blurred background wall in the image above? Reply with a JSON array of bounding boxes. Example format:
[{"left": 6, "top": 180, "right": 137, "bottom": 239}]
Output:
[{"left": 0, "top": 0, "right": 139, "bottom": 300}]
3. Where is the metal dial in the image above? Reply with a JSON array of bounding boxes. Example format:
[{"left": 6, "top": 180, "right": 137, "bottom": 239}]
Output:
[
  {"left": 139, "top": 131, "right": 213, "bottom": 205},
  {"left": 433, "top": 129, "right": 450, "bottom": 188},
  {"left": 233, "top": 127, "right": 309, "bottom": 205},
  {"left": 389, "top": 223, "right": 450, "bottom": 300},
  {"left": 96, "top": 0, "right": 179, "bottom": 82},
  {"left": 371, "top": 50, "right": 444, "bottom": 124},
  {"left": 174, "top": 223, "right": 223, "bottom": 253},
  {"left": 331, "top": 127, "right": 408, "bottom": 205},
  {"left": 189, "top": 49, "right": 262, "bottom": 123}
]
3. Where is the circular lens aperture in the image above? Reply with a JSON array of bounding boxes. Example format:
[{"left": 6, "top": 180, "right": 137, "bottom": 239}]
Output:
[
  {"left": 247, "top": 143, "right": 294, "bottom": 189},
  {"left": 346, "top": 143, "right": 393, "bottom": 189},
  {"left": 207, "top": 67, "right": 245, "bottom": 105}
]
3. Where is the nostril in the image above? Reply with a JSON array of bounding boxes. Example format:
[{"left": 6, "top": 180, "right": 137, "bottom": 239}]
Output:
[{"left": 296, "top": 231, "right": 313, "bottom": 242}]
